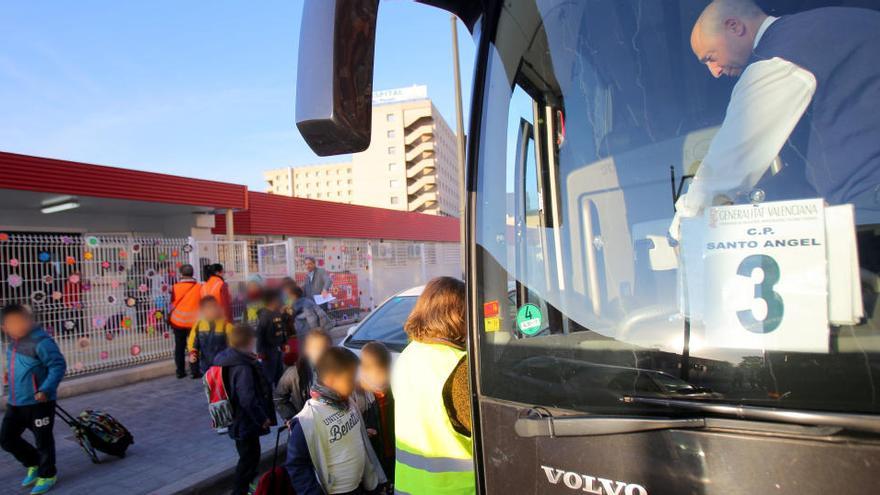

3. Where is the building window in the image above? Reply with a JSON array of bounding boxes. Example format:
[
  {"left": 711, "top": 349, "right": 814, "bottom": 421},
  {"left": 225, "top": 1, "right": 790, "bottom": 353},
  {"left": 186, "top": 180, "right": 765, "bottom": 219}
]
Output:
[
  {"left": 326, "top": 181, "right": 331, "bottom": 187},
  {"left": 387, "top": 130, "right": 396, "bottom": 139},
  {"left": 317, "top": 193, "right": 323, "bottom": 198},
  {"left": 386, "top": 113, "right": 395, "bottom": 122},
  {"left": 347, "top": 179, "right": 352, "bottom": 185},
  {"left": 389, "top": 179, "right": 400, "bottom": 188},
  {"left": 387, "top": 146, "right": 396, "bottom": 155},
  {"left": 391, "top": 197, "right": 400, "bottom": 205},
  {"left": 305, "top": 172, "right": 310, "bottom": 178}
]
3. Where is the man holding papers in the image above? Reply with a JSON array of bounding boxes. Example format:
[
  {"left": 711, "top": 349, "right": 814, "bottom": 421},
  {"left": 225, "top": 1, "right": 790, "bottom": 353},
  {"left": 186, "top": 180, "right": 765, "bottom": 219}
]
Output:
[{"left": 303, "top": 256, "right": 334, "bottom": 311}]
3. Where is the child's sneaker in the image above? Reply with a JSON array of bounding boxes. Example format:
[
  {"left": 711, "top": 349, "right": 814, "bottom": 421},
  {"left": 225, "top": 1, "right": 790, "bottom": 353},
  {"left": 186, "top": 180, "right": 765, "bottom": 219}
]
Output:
[
  {"left": 21, "top": 466, "right": 38, "bottom": 487},
  {"left": 30, "top": 476, "right": 56, "bottom": 494}
]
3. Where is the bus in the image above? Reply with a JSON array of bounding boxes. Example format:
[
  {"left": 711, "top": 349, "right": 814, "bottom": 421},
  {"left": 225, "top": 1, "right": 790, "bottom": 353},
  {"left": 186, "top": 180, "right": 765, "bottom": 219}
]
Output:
[{"left": 294, "top": 0, "right": 880, "bottom": 493}]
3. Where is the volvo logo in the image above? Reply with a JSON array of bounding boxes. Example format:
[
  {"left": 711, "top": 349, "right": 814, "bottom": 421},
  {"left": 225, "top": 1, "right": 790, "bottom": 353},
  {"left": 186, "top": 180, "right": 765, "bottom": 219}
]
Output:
[{"left": 541, "top": 466, "right": 647, "bottom": 495}]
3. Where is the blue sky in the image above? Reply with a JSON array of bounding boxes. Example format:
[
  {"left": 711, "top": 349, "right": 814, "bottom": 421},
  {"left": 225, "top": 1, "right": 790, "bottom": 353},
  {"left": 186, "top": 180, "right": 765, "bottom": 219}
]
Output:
[{"left": 0, "top": 1, "right": 475, "bottom": 190}]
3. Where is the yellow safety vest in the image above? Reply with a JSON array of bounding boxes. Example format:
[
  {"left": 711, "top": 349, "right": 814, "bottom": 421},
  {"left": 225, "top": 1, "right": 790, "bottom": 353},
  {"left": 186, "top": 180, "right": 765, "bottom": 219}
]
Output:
[{"left": 392, "top": 341, "right": 475, "bottom": 494}]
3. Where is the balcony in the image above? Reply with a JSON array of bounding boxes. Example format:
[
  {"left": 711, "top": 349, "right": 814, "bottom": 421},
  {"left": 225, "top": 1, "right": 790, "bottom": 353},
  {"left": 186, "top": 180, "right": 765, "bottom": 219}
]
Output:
[{"left": 407, "top": 174, "right": 437, "bottom": 196}]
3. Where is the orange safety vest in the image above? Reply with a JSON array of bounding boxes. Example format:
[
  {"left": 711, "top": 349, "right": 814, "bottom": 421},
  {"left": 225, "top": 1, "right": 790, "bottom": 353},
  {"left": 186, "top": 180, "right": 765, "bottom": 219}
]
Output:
[
  {"left": 169, "top": 280, "right": 202, "bottom": 329},
  {"left": 201, "top": 275, "right": 232, "bottom": 321}
]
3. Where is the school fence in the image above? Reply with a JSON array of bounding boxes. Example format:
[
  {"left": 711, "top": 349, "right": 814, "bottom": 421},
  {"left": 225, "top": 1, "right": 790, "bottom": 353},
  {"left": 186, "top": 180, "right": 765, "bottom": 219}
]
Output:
[
  {"left": 0, "top": 233, "right": 194, "bottom": 383},
  {"left": 0, "top": 231, "right": 461, "bottom": 389}
]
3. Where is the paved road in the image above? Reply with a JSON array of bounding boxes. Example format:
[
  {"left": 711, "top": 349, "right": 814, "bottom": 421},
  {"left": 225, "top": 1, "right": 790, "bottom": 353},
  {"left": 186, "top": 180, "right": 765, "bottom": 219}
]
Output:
[
  {"left": 0, "top": 375, "right": 280, "bottom": 495},
  {"left": 0, "top": 324, "right": 353, "bottom": 495}
]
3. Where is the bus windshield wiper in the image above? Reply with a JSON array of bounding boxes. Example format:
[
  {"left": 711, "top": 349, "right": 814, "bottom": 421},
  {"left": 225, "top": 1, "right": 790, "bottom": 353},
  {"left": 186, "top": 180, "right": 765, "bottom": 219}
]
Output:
[
  {"left": 624, "top": 396, "right": 880, "bottom": 435},
  {"left": 514, "top": 398, "right": 880, "bottom": 438},
  {"left": 514, "top": 406, "right": 706, "bottom": 438}
]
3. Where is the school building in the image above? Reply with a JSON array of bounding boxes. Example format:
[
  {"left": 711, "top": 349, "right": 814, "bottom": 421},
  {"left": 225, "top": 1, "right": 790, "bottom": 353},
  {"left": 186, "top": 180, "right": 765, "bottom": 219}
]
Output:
[{"left": 0, "top": 151, "right": 460, "bottom": 381}]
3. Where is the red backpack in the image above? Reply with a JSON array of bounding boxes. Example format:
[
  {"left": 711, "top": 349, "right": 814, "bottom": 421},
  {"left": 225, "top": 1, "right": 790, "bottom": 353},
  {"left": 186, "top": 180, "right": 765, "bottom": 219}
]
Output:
[{"left": 202, "top": 366, "right": 233, "bottom": 431}]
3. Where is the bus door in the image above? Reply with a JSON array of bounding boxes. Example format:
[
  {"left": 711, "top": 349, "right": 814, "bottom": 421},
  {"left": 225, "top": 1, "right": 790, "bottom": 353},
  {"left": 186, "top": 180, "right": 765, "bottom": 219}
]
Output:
[{"left": 470, "top": 1, "right": 880, "bottom": 494}]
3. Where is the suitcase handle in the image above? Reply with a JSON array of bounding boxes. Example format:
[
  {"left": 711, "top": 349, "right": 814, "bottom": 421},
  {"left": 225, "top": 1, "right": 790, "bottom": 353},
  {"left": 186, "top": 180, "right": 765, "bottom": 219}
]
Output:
[
  {"left": 272, "top": 424, "right": 289, "bottom": 471},
  {"left": 55, "top": 404, "right": 79, "bottom": 427}
]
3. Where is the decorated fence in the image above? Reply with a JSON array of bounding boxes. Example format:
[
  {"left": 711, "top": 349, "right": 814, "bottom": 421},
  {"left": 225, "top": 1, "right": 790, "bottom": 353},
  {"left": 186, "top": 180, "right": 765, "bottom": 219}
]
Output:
[
  {"left": 0, "top": 233, "right": 194, "bottom": 381},
  {"left": 0, "top": 231, "right": 461, "bottom": 388}
]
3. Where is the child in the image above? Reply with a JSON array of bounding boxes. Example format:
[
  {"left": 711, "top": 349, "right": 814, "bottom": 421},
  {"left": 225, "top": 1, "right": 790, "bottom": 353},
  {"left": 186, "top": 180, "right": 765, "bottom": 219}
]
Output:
[
  {"left": 214, "top": 324, "right": 276, "bottom": 495},
  {"left": 187, "top": 296, "right": 232, "bottom": 378},
  {"left": 274, "top": 329, "right": 332, "bottom": 422},
  {"left": 358, "top": 342, "right": 395, "bottom": 490},
  {"left": 289, "top": 285, "right": 332, "bottom": 340},
  {"left": 244, "top": 275, "right": 265, "bottom": 326},
  {"left": 1, "top": 303, "right": 66, "bottom": 495},
  {"left": 286, "top": 347, "right": 386, "bottom": 495},
  {"left": 255, "top": 290, "right": 293, "bottom": 387}
]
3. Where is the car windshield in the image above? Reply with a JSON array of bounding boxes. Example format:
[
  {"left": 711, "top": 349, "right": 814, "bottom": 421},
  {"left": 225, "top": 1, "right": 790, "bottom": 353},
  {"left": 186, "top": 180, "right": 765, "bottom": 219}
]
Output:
[
  {"left": 349, "top": 295, "right": 417, "bottom": 351},
  {"left": 474, "top": 0, "right": 880, "bottom": 416}
]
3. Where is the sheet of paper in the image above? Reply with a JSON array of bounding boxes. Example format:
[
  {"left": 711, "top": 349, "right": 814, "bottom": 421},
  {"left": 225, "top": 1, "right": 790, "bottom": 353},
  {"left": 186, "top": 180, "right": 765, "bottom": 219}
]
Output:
[
  {"left": 825, "top": 204, "right": 863, "bottom": 325},
  {"left": 313, "top": 294, "right": 336, "bottom": 305},
  {"left": 681, "top": 199, "right": 830, "bottom": 352}
]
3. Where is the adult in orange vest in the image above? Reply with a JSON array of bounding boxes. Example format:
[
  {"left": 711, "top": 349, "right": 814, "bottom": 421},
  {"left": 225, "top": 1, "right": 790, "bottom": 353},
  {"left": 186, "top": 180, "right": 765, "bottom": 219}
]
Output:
[
  {"left": 169, "top": 264, "right": 202, "bottom": 379},
  {"left": 201, "top": 263, "right": 233, "bottom": 323}
]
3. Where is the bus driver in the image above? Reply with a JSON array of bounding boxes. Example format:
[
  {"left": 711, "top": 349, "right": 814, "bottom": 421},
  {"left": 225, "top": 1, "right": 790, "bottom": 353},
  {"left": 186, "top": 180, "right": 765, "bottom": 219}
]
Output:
[{"left": 671, "top": 0, "right": 880, "bottom": 239}]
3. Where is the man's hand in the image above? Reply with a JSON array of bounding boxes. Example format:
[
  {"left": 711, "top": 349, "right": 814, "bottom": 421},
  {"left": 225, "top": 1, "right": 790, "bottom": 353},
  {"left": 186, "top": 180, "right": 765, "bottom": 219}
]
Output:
[
  {"left": 34, "top": 391, "right": 48, "bottom": 403},
  {"left": 367, "top": 428, "right": 378, "bottom": 437},
  {"left": 262, "top": 419, "right": 272, "bottom": 430},
  {"left": 321, "top": 290, "right": 329, "bottom": 298}
]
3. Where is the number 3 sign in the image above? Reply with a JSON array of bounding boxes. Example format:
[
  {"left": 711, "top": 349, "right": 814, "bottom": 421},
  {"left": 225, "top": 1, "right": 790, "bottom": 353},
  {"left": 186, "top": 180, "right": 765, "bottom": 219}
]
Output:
[{"left": 681, "top": 199, "right": 830, "bottom": 353}]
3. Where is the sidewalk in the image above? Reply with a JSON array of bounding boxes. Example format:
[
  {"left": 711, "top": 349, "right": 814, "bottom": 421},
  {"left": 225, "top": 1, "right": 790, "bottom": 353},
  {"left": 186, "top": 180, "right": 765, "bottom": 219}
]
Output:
[
  {"left": 0, "top": 374, "right": 279, "bottom": 495},
  {"left": 0, "top": 324, "right": 353, "bottom": 495}
]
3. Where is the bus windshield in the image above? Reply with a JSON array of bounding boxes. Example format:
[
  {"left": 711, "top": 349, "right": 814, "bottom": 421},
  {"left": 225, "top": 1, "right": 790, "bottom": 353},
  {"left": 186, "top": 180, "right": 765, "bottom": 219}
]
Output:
[{"left": 474, "top": 0, "right": 880, "bottom": 415}]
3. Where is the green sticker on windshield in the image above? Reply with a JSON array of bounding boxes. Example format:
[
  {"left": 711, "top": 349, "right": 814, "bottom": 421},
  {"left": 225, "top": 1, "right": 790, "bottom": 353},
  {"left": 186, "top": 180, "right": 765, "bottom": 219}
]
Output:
[{"left": 516, "top": 304, "right": 543, "bottom": 336}]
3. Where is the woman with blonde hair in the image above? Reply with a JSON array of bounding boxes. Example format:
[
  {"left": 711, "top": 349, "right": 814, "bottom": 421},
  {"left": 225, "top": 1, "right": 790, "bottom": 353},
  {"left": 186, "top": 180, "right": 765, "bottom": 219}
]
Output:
[{"left": 392, "top": 276, "right": 475, "bottom": 494}]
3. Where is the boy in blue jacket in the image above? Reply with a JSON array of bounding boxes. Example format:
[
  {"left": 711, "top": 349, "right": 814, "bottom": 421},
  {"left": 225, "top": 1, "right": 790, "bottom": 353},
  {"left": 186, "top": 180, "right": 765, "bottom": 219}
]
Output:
[{"left": 1, "top": 304, "right": 66, "bottom": 494}]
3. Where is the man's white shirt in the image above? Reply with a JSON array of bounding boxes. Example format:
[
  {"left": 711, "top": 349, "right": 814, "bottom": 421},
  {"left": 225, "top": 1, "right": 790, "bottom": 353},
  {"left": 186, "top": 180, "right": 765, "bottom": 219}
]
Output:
[{"left": 672, "top": 16, "right": 818, "bottom": 237}]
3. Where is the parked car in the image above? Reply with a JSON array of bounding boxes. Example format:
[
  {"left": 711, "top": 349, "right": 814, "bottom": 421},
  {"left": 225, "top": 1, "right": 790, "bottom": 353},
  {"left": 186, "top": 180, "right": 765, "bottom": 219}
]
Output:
[{"left": 342, "top": 285, "right": 423, "bottom": 358}]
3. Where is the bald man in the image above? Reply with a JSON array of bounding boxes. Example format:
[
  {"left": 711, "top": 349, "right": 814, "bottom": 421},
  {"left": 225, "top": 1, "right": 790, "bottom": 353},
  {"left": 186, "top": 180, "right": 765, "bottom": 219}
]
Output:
[{"left": 672, "top": 0, "right": 880, "bottom": 237}]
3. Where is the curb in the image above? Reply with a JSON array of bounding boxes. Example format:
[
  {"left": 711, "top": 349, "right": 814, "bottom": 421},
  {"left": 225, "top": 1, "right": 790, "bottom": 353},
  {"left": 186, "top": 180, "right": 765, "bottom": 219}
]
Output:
[
  {"left": 1, "top": 359, "right": 175, "bottom": 411},
  {"left": 152, "top": 437, "right": 286, "bottom": 495}
]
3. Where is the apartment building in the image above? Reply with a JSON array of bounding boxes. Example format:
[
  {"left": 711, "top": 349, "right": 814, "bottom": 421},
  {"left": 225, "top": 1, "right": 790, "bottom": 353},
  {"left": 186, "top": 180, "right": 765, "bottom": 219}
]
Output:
[
  {"left": 265, "top": 85, "right": 460, "bottom": 216},
  {"left": 264, "top": 162, "right": 354, "bottom": 203}
]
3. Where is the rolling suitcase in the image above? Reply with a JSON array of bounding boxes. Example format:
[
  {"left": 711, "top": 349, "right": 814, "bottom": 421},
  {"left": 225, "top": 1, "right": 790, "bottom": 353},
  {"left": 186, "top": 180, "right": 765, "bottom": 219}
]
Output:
[
  {"left": 56, "top": 404, "right": 134, "bottom": 463},
  {"left": 254, "top": 425, "right": 295, "bottom": 495}
]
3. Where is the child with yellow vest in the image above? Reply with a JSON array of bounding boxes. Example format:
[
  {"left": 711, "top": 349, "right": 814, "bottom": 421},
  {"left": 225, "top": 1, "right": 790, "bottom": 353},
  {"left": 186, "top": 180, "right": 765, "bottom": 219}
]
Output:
[{"left": 187, "top": 296, "right": 233, "bottom": 378}]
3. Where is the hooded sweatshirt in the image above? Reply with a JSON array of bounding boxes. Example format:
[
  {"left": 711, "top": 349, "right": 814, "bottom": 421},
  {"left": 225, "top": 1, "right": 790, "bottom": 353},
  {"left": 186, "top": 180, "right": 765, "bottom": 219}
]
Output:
[{"left": 213, "top": 347, "right": 276, "bottom": 440}]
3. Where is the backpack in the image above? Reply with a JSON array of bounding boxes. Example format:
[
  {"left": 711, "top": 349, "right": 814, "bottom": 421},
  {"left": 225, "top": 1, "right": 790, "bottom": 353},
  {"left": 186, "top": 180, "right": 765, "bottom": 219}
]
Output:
[{"left": 203, "top": 366, "right": 234, "bottom": 431}]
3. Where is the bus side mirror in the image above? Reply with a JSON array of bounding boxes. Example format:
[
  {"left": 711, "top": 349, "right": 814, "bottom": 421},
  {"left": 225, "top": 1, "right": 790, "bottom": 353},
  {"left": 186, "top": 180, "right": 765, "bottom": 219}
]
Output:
[{"left": 296, "top": 0, "right": 379, "bottom": 156}]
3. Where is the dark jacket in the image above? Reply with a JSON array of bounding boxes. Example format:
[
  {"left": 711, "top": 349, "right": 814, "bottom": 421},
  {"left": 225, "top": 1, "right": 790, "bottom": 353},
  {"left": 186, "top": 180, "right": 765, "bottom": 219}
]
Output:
[
  {"left": 363, "top": 390, "right": 395, "bottom": 483},
  {"left": 285, "top": 417, "right": 322, "bottom": 495},
  {"left": 273, "top": 358, "right": 315, "bottom": 421},
  {"left": 214, "top": 347, "right": 276, "bottom": 440},
  {"left": 256, "top": 308, "right": 292, "bottom": 354},
  {"left": 5, "top": 327, "right": 66, "bottom": 406},
  {"left": 292, "top": 298, "right": 332, "bottom": 338}
]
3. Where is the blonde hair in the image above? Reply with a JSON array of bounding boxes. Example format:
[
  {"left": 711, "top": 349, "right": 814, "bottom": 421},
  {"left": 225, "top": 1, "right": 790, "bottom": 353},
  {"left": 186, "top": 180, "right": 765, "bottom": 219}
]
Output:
[{"left": 404, "top": 277, "right": 467, "bottom": 347}]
